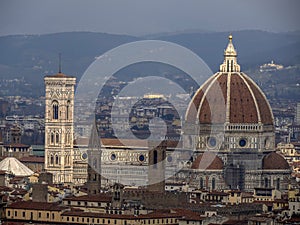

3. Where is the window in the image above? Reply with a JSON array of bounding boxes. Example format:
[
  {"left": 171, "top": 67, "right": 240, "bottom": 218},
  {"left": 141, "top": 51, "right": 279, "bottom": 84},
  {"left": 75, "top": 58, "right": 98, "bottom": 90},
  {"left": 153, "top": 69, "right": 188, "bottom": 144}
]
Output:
[
  {"left": 55, "top": 155, "right": 59, "bottom": 165},
  {"left": 51, "top": 133, "right": 54, "bottom": 144},
  {"left": 52, "top": 101, "right": 59, "bottom": 119},
  {"left": 276, "top": 178, "right": 280, "bottom": 190},
  {"left": 7, "top": 210, "right": 10, "bottom": 217},
  {"left": 66, "top": 101, "right": 70, "bottom": 120},
  {"left": 200, "top": 177, "right": 204, "bottom": 189},
  {"left": 15, "top": 211, "right": 17, "bottom": 217},
  {"left": 56, "top": 133, "right": 59, "bottom": 144},
  {"left": 22, "top": 211, "right": 25, "bottom": 217},
  {"left": 264, "top": 178, "right": 269, "bottom": 188},
  {"left": 212, "top": 178, "right": 216, "bottom": 190},
  {"left": 50, "top": 155, "right": 54, "bottom": 165}
]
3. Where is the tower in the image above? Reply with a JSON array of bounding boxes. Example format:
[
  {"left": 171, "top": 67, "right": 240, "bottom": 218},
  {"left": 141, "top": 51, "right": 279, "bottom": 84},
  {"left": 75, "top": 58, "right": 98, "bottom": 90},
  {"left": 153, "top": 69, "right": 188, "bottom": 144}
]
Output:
[
  {"left": 86, "top": 123, "right": 102, "bottom": 194},
  {"left": 147, "top": 140, "right": 166, "bottom": 193},
  {"left": 44, "top": 72, "right": 76, "bottom": 184}
]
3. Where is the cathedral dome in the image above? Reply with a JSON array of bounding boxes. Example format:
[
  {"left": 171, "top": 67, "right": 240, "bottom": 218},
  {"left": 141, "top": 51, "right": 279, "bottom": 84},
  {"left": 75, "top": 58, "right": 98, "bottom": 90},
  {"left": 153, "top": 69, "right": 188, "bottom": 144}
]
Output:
[
  {"left": 191, "top": 152, "right": 223, "bottom": 170},
  {"left": 262, "top": 152, "right": 289, "bottom": 170},
  {"left": 185, "top": 35, "right": 273, "bottom": 125}
]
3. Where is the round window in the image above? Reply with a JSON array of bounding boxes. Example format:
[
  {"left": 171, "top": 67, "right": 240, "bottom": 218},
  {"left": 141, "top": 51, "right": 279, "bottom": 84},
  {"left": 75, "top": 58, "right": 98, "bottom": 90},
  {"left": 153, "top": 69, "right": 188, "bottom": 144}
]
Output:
[
  {"left": 239, "top": 138, "right": 247, "bottom": 147},
  {"left": 167, "top": 155, "right": 173, "bottom": 163},
  {"left": 110, "top": 153, "right": 117, "bottom": 161},
  {"left": 81, "top": 152, "right": 88, "bottom": 160},
  {"left": 139, "top": 154, "right": 145, "bottom": 162},
  {"left": 208, "top": 137, "right": 217, "bottom": 147}
]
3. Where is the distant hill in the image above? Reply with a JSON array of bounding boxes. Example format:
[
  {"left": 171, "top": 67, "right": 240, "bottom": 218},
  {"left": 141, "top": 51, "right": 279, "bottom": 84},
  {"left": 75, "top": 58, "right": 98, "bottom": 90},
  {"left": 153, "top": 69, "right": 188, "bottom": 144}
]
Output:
[
  {"left": 0, "top": 30, "right": 299, "bottom": 97},
  {"left": 157, "top": 30, "right": 300, "bottom": 71}
]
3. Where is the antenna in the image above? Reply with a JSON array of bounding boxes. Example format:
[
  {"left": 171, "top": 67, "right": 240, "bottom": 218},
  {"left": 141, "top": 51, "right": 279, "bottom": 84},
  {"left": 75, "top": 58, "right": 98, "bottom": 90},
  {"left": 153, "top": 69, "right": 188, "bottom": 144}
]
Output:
[{"left": 58, "top": 53, "right": 62, "bottom": 73}]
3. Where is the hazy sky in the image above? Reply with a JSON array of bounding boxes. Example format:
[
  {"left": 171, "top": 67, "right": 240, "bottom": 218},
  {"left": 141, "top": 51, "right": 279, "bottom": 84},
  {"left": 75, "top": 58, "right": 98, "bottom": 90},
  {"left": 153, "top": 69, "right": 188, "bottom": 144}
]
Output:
[{"left": 0, "top": 0, "right": 299, "bottom": 36}]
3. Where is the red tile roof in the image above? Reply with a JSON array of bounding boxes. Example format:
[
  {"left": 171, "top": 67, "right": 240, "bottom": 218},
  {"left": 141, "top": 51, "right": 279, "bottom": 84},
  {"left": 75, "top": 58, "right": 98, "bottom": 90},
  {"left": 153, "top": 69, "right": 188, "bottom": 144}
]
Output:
[
  {"left": 64, "top": 193, "right": 111, "bottom": 203},
  {"left": 263, "top": 152, "right": 290, "bottom": 170},
  {"left": 19, "top": 156, "right": 44, "bottom": 163},
  {"left": 7, "top": 201, "right": 67, "bottom": 211},
  {"left": 191, "top": 152, "right": 223, "bottom": 170}
]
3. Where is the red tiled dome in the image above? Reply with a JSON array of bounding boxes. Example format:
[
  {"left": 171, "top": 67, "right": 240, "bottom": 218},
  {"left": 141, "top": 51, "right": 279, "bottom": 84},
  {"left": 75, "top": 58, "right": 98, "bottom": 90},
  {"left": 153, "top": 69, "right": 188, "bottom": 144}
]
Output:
[
  {"left": 185, "top": 72, "right": 274, "bottom": 125},
  {"left": 262, "top": 152, "right": 289, "bottom": 170},
  {"left": 185, "top": 35, "right": 273, "bottom": 126},
  {"left": 191, "top": 152, "right": 223, "bottom": 170}
]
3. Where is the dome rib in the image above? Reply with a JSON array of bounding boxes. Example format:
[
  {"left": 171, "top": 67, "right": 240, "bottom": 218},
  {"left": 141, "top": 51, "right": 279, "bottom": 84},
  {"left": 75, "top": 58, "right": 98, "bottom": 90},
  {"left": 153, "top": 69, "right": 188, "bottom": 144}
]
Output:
[
  {"left": 185, "top": 74, "right": 216, "bottom": 122},
  {"left": 185, "top": 35, "right": 274, "bottom": 126},
  {"left": 238, "top": 73, "right": 261, "bottom": 123}
]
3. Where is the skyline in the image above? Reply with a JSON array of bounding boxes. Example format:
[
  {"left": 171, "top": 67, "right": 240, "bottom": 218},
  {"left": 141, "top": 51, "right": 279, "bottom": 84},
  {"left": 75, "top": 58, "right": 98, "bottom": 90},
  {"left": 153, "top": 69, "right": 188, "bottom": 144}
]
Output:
[{"left": 0, "top": 0, "right": 300, "bottom": 37}]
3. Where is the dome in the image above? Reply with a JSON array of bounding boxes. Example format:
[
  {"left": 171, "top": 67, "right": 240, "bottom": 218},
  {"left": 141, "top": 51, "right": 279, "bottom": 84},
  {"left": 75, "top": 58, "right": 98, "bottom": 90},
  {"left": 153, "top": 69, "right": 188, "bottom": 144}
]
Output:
[
  {"left": 191, "top": 152, "right": 223, "bottom": 170},
  {"left": 262, "top": 152, "right": 289, "bottom": 170},
  {"left": 185, "top": 35, "right": 273, "bottom": 125},
  {"left": 0, "top": 157, "right": 34, "bottom": 176}
]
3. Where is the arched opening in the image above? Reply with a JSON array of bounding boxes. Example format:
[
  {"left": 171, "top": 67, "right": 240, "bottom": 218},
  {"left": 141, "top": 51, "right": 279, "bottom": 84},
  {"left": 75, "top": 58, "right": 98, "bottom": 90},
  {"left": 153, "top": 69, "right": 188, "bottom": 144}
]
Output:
[
  {"left": 50, "top": 154, "right": 54, "bottom": 165},
  {"left": 200, "top": 177, "right": 204, "bottom": 189},
  {"left": 51, "top": 133, "right": 54, "bottom": 144},
  {"left": 55, "top": 155, "right": 59, "bottom": 165},
  {"left": 52, "top": 101, "right": 59, "bottom": 120},
  {"left": 56, "top": 133, "right": 59, "bottom": 144},
  {"left": 264, "top": 177, "right": 269, "bottom": 188},
  {"left": 212, "top": 177, "right": 216, "bottom": 190},
  {"left": 276, "top": 178, "right": 280, "bottom": 190},
  {"left": 66, "top": 100, "right": 70, "bottom": 120}
]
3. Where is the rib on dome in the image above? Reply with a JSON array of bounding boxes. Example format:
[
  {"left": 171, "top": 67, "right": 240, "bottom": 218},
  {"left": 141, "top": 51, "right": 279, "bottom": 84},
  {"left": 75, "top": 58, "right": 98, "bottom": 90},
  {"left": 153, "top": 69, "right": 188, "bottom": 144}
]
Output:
[{"left": 185, "top": 35, "right": 273, "bottom": 125}]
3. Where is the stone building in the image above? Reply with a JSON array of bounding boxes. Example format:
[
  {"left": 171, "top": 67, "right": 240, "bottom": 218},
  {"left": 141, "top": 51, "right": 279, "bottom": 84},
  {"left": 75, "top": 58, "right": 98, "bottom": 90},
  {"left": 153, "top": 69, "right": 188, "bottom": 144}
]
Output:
[
  {"left": 183, "top": 35, "right": 290, "bottom": 191},
  {"left": 44, "top": 71, "right": 76, "bottom": 184}
]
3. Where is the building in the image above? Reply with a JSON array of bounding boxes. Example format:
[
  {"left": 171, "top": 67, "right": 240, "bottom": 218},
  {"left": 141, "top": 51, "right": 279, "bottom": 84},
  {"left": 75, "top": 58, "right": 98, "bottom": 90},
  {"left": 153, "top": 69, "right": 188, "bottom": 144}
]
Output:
[
  {"left": 44, "top": 71, "right": 76, "bottom": 184},
  {"left": 183, "top": 35, "right": 290, "bottom": 191},
  {"left": 297, "top": 103, "right": 300, "bottom": 125}
]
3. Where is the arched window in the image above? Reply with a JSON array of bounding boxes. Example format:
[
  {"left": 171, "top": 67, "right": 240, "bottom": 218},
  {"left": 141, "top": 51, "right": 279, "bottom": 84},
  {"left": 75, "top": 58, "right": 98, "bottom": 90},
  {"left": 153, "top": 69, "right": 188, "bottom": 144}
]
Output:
[
  {"left": 50, "top": 154, "right": 54, "bottom": 165},
  {"left": 56, "top": 133, "right": 59, "bottom": 144},
  {"left": 55, "top": 155, "right": 59, "bottom": 165},
  {"left": 212, "top": 178, "right": 216, "bottom": 190},
  {"left": 227, "top": 60, "right": 229, "bottom": 72},
  {"left": 264, "top": 177, "right": 269, "bottom": 188},
  {"left": 200, "top": 177, "right": 204, "bottom": 189},
  {"left": 66, "top": 100, "right": 70, "bottom": 120},
  {"left": 153, "top": 150, "right": 158, "bottom": 169},
  {"left": 52, "top": 101, "right": 59, "bottom": 120},
  {"left": 276, "top": 178, "right": 280, "bottom": 190},
  {"left": 51, "top": 133, "right": 54, "bottom": 144}
]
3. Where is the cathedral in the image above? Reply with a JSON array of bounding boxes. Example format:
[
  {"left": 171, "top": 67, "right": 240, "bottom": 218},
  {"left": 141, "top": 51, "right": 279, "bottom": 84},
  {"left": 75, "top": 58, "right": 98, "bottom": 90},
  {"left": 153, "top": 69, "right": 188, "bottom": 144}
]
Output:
[
  {"left": 182, "top": 35, "right": 290, "bottom": 191},
  {"left": 44, "top": 35, "right": 291, "bottom": 192}
]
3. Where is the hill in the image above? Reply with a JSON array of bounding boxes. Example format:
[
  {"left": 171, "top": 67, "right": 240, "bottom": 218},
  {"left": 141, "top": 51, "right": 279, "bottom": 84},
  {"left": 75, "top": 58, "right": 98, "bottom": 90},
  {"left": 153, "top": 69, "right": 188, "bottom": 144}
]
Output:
[{"left": 0, "top": 30, "right": 299, "bottom": 97}]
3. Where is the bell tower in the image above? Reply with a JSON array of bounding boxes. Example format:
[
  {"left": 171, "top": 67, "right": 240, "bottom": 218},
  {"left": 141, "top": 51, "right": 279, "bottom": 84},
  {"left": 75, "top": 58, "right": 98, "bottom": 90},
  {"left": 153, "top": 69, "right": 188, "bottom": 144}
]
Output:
[
  {"left": 147, "top": 140, "right": 167, "bottom": 193},
  {"left": 44, "top": 71, "right": 76, "bottom": 184}
]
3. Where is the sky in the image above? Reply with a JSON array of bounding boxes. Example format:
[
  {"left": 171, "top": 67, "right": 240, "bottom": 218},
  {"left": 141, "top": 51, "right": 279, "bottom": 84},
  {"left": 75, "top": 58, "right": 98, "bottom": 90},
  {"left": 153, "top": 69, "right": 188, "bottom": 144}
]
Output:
[{"left": 0, "top": 0, "right": 299, "bottom": 36}]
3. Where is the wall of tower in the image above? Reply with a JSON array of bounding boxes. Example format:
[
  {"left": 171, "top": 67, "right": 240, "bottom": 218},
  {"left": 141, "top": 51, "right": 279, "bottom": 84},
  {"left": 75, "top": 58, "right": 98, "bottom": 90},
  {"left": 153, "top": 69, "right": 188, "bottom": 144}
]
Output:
[{"left": 44, "top": 75, "right": 76, "bottom": 184}]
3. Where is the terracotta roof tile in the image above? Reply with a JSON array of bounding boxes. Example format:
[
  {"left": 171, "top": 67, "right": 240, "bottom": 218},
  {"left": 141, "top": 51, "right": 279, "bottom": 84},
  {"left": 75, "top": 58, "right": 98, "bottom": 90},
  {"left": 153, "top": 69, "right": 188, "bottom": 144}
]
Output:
[
  {"left": 191, "top": 152, "right": 223, "bottom": 170},
  {"left": 262, "top": 152, "right": 290, "bottom": 170}
]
